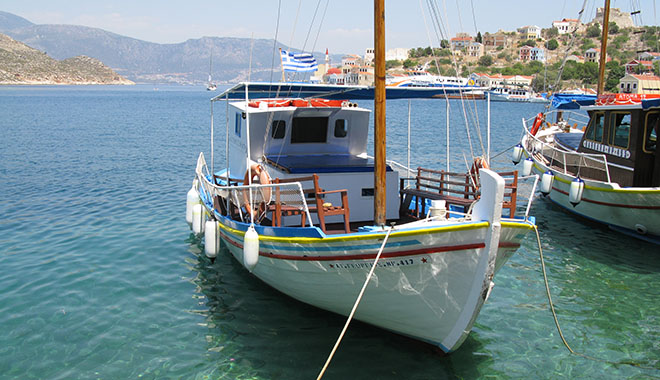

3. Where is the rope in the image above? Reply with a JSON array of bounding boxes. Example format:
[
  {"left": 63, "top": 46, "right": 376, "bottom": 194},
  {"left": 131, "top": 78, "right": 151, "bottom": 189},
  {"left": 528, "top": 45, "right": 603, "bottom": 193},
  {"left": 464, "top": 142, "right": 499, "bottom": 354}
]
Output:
[
  {"left": 532, "top": 225, "right": 656, "bottom": 370},
  {"left": 316, "top": 226, "right": 394, "bottom": 380}
]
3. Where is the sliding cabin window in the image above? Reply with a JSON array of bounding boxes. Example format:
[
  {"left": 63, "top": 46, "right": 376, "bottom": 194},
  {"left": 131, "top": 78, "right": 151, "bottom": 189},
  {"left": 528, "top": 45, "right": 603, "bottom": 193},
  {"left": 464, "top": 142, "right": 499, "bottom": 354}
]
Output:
[
  {"left": 234, "top": 113, "right": 241, "bottom": 137},
  {"left": 272, "top": 120, "right": 286, "bottom": 139},
  {"left": 290, "top": 117, "right": 328, "bottom": 143},
  {"left": 584, "top": 112, "right": 605, "bottom": 142},
  {"left": 609, "top": 112, "right": 632, "bottom": 149},
  {"left": 644, "top": 111, "right": 659, "bottom": 153},
  {"left": 334, "top": 119, "right": 348, "bottom": 138}
]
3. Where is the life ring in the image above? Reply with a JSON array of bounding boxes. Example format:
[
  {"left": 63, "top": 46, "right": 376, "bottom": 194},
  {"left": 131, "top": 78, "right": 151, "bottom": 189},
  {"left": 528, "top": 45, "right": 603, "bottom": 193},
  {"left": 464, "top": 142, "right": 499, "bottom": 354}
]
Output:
[
  {"left": 242, "top": 164, "right": 272, "bottom": 220},
  {"left": 530, "top": 113, "right": 544, "bottom": 136},
  {"left": 469, "top": 156, "right": 490, "bottom": 194}
]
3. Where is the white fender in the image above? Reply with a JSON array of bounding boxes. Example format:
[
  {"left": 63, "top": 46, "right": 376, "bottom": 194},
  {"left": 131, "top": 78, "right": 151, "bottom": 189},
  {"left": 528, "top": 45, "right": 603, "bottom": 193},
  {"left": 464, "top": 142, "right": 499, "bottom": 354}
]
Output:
[
  {"left": 192, "top": 204, "right": 205, "bottom": 235},
  {"left": 243, "top": 224, "right": 259, "bottom": 271},
  {"left": 569, "top": 177, "right": 585, "bottom": 207},
  {"left": 522, "top": 157, "right": 534, "bottom": 176},
  {"left": 186, "top": 179, "right": 200, "bottom": 227},
  {"left": 511, "top": 144, "right": 524, "bottom": 164},
  {"left": 540, "top": 171, "right": 554, "bottom": 196},
  {"left": 204, "top": 220, "right": 219, "bottom": 258}
]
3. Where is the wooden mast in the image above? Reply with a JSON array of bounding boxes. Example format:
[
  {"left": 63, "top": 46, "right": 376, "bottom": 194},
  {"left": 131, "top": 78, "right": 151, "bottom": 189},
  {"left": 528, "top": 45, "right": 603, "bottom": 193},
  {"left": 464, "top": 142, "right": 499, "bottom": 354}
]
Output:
[
  {"left": 596, "top": 0, "right": 611, "bottom": 96},
  {"left": 374, "top": 0, "right": 386, "bottom": 226}
]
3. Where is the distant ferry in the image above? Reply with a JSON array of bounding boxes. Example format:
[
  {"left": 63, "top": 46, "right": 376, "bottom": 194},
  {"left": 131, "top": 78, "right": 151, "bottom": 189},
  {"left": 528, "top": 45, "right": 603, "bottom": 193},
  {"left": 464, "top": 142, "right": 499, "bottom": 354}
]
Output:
[
  {"left": 386, "top": 70, "right": 480, "bottom": 89},
  {"left": 489, "top": 87, "right": 548, "bottom": 103}
]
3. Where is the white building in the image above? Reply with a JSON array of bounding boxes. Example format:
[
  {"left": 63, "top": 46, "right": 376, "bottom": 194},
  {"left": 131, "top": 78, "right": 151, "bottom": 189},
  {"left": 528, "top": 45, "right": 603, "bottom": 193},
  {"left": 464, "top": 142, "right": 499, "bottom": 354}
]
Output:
[
  {"left": 385, "top": 48, "right": 409, "bottom": 61},
  {"left": 364, "top": 48, "right": 375, "bottom": 64}
]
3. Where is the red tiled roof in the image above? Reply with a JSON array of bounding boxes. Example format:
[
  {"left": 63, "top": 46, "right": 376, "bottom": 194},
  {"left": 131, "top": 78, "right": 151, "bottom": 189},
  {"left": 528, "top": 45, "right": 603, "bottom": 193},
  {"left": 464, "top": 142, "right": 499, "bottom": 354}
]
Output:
[
  {"left": 630, "top": 74, "right": 660, "bottom": 81},
  {"left": 327, "top": 68, "right": 342, "bottom": 74}
]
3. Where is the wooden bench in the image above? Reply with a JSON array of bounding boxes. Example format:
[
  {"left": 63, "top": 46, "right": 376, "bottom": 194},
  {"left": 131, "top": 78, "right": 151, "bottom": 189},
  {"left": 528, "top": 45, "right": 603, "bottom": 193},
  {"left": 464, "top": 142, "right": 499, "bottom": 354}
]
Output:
[
  {"left": 400, "top": 167, "right": 479, "bottom": 218},
  {"left": 269, "top": 174, "right": 350, "bottom": 233},
  {"left": 399, "top": 167, "right": 519, "bottom": 219}
]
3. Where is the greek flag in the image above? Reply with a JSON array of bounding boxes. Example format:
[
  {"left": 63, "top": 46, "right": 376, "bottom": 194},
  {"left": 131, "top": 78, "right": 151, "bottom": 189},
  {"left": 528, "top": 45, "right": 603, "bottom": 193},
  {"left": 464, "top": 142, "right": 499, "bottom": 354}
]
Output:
[{"left": 280, "top": 50, "right": 318, "bottom": 72}]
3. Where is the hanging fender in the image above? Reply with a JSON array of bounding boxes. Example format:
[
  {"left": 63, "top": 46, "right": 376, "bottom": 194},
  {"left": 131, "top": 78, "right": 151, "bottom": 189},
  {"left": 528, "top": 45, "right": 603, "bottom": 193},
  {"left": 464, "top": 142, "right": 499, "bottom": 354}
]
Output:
[{"left": 530, "top": 113, "right": 544, "bottom": 136}]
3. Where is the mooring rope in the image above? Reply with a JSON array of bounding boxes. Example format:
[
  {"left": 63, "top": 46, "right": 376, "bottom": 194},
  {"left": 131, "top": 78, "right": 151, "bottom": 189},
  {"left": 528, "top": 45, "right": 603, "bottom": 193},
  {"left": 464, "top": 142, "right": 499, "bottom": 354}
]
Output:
[
  {"left": 316, "top": 226, "right": 394, "bottom": 380},
  {"left": 532, "top": 225, "right": 656, "bottom": 370}
]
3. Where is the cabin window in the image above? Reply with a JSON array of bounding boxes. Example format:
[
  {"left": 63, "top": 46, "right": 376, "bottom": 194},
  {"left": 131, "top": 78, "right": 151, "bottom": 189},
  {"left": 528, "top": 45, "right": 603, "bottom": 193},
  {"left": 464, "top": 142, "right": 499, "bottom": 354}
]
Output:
[
  {"left": 272, "top": 120, "right": 286, "bottom": 139},
  {"left": 334, "top": 119, "right": 348, "bottom": 138},
  {"left": 585, "top": 112, "right": 604, "bottom": 142},
  {"left": 609, "top": 112, "right": 631, "bottom": 149},
  {"left": 291, "top": 117, "right": 328, "bottom": 143},
  {"left": 234, "top": 113, "right": 241, "bottom": 137},
  {"left": 644, "top": 112, "right": 659, "bottom": 153}
]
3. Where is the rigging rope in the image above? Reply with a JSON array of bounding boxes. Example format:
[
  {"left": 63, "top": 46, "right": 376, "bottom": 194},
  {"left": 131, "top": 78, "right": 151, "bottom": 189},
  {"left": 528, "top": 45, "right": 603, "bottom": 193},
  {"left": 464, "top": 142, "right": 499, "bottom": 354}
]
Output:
[
  {"left": 316, "top": 226, "right": 394, "bottom": 380},
  {"left": 532, "top": 225, "right": 657, "bottom": 370}
]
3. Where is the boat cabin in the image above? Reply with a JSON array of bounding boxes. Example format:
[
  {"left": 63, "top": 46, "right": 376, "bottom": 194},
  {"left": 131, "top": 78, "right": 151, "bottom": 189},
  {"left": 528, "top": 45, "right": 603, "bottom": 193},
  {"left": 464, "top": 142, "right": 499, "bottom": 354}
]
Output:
[
  {"left": 226, "top": 99, "right": 400, "bottom": 224},
  {"left": 576, "top": 97, "right": 660, "bottom": 187}
]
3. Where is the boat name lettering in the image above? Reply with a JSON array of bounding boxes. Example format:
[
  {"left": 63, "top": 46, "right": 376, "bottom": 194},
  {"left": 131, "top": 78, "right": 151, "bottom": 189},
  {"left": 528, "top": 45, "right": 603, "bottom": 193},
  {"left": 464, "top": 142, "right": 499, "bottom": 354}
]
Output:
[
  {"left": 582, "top": 140, "right": 630, "bottom": 159},
  {"left": 330, "top": 258, "right": 416, "bottom": 269}
]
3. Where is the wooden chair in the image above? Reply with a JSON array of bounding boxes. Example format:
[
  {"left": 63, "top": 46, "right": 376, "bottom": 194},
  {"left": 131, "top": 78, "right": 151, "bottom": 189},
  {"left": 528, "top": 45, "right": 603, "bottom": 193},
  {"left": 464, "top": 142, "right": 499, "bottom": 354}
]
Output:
[
  {"left": 269, "top": 174, "right": 350, "bottom": 233},
  {"left": 498, "top": 170, "right": 518, "bottom": 218}
]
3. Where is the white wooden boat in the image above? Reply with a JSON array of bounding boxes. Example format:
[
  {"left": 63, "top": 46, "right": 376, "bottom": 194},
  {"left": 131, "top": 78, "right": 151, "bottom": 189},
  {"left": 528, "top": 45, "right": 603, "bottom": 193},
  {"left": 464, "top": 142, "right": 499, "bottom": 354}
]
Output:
[
  {"left": 187, "top": 82, "right": 535, "bottom": 352},
  {"left": 186, "top": 0, "right": 535, "bottom": 353},
  {"left": 515, "top": 94, "right": 660, "bottom": 243}
]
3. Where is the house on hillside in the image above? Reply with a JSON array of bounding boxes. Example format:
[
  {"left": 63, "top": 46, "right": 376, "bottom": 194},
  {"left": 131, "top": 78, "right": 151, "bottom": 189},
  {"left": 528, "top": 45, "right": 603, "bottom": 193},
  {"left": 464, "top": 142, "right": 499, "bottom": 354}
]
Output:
[
  {"left": 341, "top": 55, "right": 362, "bottom": 69},
  {"left": 625, "top": 60, "right": 654, "bottom": 74},
  {"left": 638, "top": 52, "right": 660, "bottom": 61},
  {"left": 552, "top": 18, "right": 581, "bottom": 35},
  {"left": 519, "top": 46, "right": 532, "bottom": 62},
  {"left": 517, "top": 25, "right": 541, "bottom": 40},
  {"left": 585, "top": 48, "right": 600, "bottom": 63},
  {"left": 530, "top": 47, "right": 546, "bottom": 62},
  {"left": 469, "top": 73, "right": 533, "bottom": 89},
  {"left": 450, "top": 35, "right": 473, "bottom": 51},
  {"left": 467, "top": 42, "right": 484, "bottom": 57},
  {"left": 619, "top": 73, "right": 660, "bottom": 94},
  {"left": 364, "top": 48, "right": 375, "bottom": 64},
  {"left": 483, "top": 31, "right": 510, "bottom": 48},
  {"left": 345, "top": 66, "right": 374, "bottom": 86}
]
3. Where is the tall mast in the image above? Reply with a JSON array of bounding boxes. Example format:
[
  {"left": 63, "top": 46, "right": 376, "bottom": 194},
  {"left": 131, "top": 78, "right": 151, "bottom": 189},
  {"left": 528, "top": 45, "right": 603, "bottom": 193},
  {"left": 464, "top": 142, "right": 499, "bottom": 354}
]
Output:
[
  {"left": 597, "top": 0, "right": 611, "bottom": 96},
  {"left": 374, "top": 0, "right": 386, "bottom": 226}
]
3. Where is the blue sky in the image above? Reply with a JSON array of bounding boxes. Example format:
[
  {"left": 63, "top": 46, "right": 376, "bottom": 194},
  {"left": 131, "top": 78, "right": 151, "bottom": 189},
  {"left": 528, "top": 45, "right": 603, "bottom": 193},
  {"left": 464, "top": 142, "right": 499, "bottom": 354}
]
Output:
[{"left": 2, "top": 0, "right": 656, "bottom": 54}]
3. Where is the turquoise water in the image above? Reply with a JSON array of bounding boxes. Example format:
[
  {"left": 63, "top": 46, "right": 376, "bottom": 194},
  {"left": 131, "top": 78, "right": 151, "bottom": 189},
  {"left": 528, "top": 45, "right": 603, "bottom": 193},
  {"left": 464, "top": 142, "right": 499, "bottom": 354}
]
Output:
[{"left": 0, "top": 86, "right": 658, "bottom": 379}]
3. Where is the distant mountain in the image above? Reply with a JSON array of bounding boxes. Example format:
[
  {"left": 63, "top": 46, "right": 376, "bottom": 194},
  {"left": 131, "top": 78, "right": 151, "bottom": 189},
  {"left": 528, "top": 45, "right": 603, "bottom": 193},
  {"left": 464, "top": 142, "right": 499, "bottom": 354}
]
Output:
[
  {"left": 0, "top": 11, "right": 340, "bottom": 85},
  {"left": 0, "top": 32, "right": 133, "bottom": 85}
]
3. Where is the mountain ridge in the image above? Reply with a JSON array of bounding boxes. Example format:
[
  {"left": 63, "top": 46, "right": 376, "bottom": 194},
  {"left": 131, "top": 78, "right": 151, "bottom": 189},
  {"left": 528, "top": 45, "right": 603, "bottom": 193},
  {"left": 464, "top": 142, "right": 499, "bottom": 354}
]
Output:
[{"left": 0, "top": 11, "right": 338, "bottom": 85}]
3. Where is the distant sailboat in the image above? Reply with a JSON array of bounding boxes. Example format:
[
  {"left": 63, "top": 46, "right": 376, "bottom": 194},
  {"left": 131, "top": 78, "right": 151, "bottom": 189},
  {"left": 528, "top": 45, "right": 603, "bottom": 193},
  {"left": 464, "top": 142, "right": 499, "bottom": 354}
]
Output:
[{"left": 207, "top": 55, "right": 217, "bottom": 91}]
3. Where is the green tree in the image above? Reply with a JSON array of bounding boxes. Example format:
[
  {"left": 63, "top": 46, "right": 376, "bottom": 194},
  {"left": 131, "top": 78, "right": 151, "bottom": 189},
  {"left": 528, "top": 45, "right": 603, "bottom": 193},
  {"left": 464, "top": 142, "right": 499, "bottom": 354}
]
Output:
[
  {"left": 403, "top": 58, "right": 417, "bottom": 68},
  {"left": 586, "top": 23, "right": 601, "bottom": 38},
  {"left": 478, "top": 54, "right": 493, "bottom": 66},
  {"left": 523, "top": 39, "right": 536, "bottom": 47},
  {"left": 547, "top": 39, "right": 559, "bottom": 51},
  {"left": 385, "top": 60, "right": 401, "bottom": 70},
  {"left": 440, "top": 39, "right": 449, "bottom": 49},
  {"left": 476, "top": 31, "right": 482, "bottom": 43},
  {"left": 545, "top": 27, "right": 559, "bottom": 39},
  {"left": 654, "top": 61, "right": 660, "bottom": 76},
  {"left": 604, "top": 60, "right": 625, "bottom": 92},
  {"left": 424, "top": 46, "right": 432, "bottom": 56},
  {"left": 608, "top": 22, "right": 619, "bottom": 34}
]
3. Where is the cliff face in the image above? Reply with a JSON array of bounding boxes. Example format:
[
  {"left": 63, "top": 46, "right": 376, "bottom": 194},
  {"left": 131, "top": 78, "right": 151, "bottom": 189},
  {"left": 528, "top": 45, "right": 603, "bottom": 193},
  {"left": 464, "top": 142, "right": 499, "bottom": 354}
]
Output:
[{"left": 0, "top": 33, "right": 133, "bottom": 85}]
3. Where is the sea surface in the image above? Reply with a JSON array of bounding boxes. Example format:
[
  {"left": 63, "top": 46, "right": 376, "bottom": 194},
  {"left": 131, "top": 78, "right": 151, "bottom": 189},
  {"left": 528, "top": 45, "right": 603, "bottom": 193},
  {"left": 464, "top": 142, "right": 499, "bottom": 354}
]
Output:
[{"left": 0, "top": 85, "right": 658, "bottom": 380}]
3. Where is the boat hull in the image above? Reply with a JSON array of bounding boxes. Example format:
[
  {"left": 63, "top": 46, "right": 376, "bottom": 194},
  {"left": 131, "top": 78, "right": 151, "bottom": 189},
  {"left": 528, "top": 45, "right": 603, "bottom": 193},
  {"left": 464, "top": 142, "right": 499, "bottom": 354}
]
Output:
[
  {"left": 215, "top": 217, "right": 530, "bottom": 352},
  {"left": 526, "top": 154, "right": 660, "bottom": 242}
]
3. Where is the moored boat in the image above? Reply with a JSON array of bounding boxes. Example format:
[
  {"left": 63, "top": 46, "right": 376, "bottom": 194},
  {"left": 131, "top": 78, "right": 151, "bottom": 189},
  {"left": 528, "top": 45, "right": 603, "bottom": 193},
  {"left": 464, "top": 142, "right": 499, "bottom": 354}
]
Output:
[
  {"left": 515, "top": 93, "right": 660, "bottom": 243},
  {"left": 187, "top": 0, "right": 536, "bottom": 353}
]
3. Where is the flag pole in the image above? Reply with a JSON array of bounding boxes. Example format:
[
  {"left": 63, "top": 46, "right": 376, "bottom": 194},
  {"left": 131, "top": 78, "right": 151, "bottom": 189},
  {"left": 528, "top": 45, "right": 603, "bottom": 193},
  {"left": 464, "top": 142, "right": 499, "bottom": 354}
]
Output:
[{"left": 279, "top": 48, "right": 286, "bottom": 83}]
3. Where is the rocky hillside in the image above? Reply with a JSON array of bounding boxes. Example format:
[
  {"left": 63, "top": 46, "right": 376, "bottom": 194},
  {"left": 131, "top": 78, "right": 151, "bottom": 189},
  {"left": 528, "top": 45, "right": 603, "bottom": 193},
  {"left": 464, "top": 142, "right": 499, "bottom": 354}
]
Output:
[
  {"left": 0, "top": 11, "right": 337, "bottom": 84},
  {"left": 0, "top": 33, "right": 133, "bottom": 85}
]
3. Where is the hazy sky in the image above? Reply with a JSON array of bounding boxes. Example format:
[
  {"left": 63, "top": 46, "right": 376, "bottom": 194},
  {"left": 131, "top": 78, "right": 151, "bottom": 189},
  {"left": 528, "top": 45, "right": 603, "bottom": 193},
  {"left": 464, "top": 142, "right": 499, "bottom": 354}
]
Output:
[{"left": 3, "top": 0, "right": 656, "bottom": 54}]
